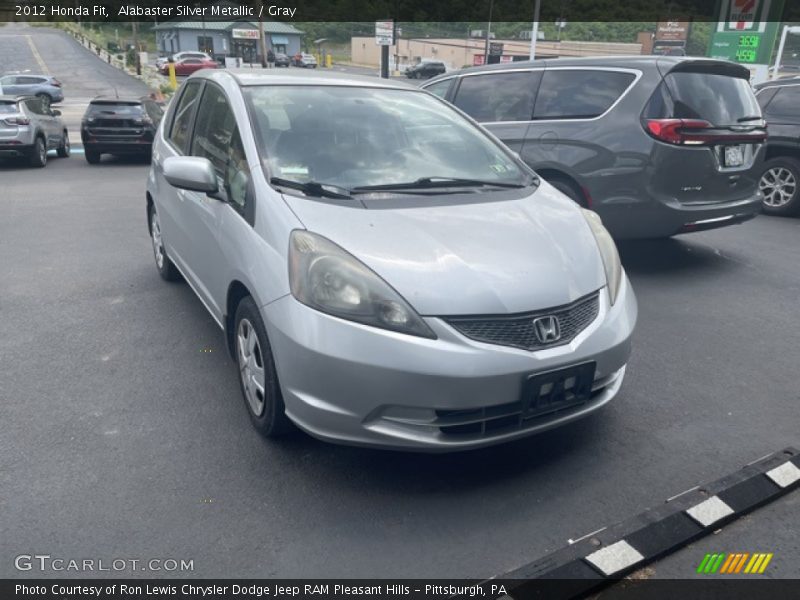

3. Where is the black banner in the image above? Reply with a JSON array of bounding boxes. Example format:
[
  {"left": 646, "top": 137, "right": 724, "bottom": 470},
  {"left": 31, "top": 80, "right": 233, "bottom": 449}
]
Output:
[{"left": 1, "top": 0, "right": 799, "bottom": 23}]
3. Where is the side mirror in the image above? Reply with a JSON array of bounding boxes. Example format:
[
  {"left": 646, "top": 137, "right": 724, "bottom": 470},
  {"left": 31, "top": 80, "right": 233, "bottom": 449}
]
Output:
[
  {"left": 163, "top": 156, "right": 218, "bottom": 194},
  {"left": 51, "top": 109, "right": 61, "bottom": 116}
]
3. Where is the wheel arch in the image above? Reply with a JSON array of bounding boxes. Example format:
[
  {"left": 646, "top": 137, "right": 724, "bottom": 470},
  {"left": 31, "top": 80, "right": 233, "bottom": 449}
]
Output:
[
  {"left": 226, "top": 280, "right": 254, "bottom": 358},
  {"left": 535, "top": 168, "right": 590, "bottom": 208},
  {"left": 764, "top": 143, "right": 800, "bottom": 164}
]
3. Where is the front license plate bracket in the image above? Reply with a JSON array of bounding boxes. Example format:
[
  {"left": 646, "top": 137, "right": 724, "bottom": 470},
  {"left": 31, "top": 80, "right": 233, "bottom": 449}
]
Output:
[{"left": 522, "top": 362, "right": 597, "bottom": 419}]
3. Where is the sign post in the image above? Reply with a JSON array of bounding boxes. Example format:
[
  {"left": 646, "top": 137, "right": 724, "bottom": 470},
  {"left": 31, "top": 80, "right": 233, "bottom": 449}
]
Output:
[
  {"left": 707, "top": 0, "right": 786, "bottom": 84},
  {"left": 375, "top": 20, "right": 394, "bottom": 79}
]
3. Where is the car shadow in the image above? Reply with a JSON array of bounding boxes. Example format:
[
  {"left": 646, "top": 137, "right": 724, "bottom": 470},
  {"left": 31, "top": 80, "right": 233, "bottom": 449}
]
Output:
[
  {"left": 617, "top": 237, "right": 740, "bottom": 276},
  {"left": 258, "top": 408, "right": 612, "bottom": 495}
]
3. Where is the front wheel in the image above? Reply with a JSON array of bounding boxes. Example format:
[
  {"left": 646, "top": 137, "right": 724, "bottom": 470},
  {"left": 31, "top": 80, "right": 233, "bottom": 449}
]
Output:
[
  {"left": 57, "top": 130, "right": 70, "bottom": 158},
  {"left": 759, "top": 157, "right": 799, "bottom": 216},
  {"left": 85, "top": 149, "right": 101, "bottom": 164},
  {"left": 149, "top": 205, "right": 180, "bottom": 281},
  {"left": 29, "top": 137, "right": 47, "bottom": 168},
  {"left": 234, "top": 296, "right": 294, "bottom": 437}
]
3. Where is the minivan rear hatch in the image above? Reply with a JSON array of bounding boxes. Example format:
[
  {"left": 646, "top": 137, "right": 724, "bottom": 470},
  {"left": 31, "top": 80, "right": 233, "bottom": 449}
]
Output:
[{"left": 643, "top": 59, "right": 766, "bottom": 205}]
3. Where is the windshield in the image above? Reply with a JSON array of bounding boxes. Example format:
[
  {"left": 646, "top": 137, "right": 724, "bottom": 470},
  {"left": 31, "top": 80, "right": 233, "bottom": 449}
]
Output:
[{"left": 245, "top": 85, "right": 528, "bottom": 191}]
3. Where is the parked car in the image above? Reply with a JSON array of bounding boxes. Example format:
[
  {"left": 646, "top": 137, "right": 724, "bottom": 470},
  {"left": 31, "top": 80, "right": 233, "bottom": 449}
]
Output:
[
  {"left": 422, "top": 57, "right": 768, "bottom": 239},
  {"left": 754, "top": 78, "right": 800, "bottom": 215},
  {"left": 0, "top": 95, "right": 69, "bottom": 167},
  {"left": 145, "top": 70, "right": 637, "bottom": 451},
  {"left": 155, "top": 51, "right": 211, "bottom": 71},
  {"left": 159, "top": 57, "right": 219, "bottom": 77},
  {"left": 274, "top": 52, "right": 291, "bottom": 68},
  {"left": 292, "top": 53, "right": 317, "bottom": 68},
  {"left": 0, "top": 73, "right": 64, "bottom": 105},
  {"left": 406, "top": 60, "right": 447, "bottom": 79},
  {"left": 80, "top": 96, "right": 163, "bottom": 164}
]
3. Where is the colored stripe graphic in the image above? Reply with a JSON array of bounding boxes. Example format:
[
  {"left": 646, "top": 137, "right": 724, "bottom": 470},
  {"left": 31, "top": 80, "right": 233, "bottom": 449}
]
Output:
[
  {"left": 698, "top": 552, "right": 773, "bottom": 574},
  {"left": 697, "top": 554, "right": 712, "bottom": 573},
  {"left": 758, "top": 554, "right": 773, "bottom": 573},
  {"left": 719, "top": 553, "right": 736, "bottom": 574},
  {"left": 734, "top": 553, "right": 749, "bottom": 573}
]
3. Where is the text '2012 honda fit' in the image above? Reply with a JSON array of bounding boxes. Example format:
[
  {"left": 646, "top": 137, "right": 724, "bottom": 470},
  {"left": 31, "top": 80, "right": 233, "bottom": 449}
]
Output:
[{"left": 146, "top": 70, "right": 637, "bottom": 451}]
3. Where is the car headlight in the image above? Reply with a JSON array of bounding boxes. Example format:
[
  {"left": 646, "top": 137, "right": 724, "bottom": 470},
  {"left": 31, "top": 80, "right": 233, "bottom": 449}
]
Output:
[
  {"left": 289, "top": 230, "right": 436, "bottom": 339},
  {"left": 582, "top": 209, "right": 622, "bottom": 305}
]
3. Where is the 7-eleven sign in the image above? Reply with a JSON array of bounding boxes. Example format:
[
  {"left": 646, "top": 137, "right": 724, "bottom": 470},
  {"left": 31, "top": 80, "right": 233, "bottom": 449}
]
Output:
[{"left": 727, "top": 0, "right": 761, "bottom": 31}]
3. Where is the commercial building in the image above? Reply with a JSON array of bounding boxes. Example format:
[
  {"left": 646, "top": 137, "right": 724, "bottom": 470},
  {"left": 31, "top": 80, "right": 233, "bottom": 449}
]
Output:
[
  {"left": 350, "top": 37, "right": 644, "bottom": 71},
  {"left": 154, "top": 20, "right": 303, "bottom": 62}
]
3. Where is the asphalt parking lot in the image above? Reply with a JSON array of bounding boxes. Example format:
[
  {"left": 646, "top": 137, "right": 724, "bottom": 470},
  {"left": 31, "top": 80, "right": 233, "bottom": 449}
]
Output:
[{"left": 1, "top": 24, "right": 799, "bottom": 580}]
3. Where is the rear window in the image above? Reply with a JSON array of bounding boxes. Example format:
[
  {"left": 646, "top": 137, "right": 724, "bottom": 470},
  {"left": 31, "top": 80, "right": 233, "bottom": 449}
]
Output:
[
  {"left": 0, "top": 102, "right": 18, "bottom": 114},
  {"left": 533, "top": 70, "right": 636, "bottom": 120},
  {"left": 652, "top": 72, "right": 761, "bottom": 125},
  {"left": 88, "top": 103, "right": 144, "bottom": 116}
]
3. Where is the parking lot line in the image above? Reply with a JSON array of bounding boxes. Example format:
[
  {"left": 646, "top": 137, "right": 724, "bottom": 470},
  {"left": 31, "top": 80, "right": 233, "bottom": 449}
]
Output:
[{"left": 26, "top": 34, "right": 49, "bottom": 74}]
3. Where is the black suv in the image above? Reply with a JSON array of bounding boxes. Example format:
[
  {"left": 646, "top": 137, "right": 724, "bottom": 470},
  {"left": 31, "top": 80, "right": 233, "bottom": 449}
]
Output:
[
  {"left": 80, "top": 96, "right": 164, "bottom": 164},
  {"left": 406, "top": 60, "right": 446, "bottom": 79},
  {"left": 423, "top": 57, "right": 767, "bottom": 239},
  {"left": 754, "top": 78, "right": 800, "bottom": 215}
]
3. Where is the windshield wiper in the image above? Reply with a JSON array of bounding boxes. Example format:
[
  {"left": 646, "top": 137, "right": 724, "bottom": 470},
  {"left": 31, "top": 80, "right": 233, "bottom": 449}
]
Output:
[
  {"left": 270, "top": 177, "right": 352, "bottom": 200},
  {"left": 351, "top": 176, "right": 529, "bottom": 193},
  {"left": 736, "top": 115, "right": 764, "bottom": 122}
]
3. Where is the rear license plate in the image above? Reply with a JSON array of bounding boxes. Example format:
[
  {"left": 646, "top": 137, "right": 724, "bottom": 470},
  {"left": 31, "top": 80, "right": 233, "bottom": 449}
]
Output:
[
  {"left": 723, "top": 145, "right": 745, "bottom": 167},
  {"left": 522, "top": 362, "right": 596, "bottom": 418}
]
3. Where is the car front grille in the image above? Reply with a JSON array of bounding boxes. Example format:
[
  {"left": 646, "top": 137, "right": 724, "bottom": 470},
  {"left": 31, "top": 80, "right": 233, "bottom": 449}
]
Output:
[{"left": 443, "top": 291, "right": 600, "bottom": 351}]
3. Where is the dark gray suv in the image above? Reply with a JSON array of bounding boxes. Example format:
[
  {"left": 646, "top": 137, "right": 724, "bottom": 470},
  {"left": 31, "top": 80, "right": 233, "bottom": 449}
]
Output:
[{"left": 423, "top": 57, "right": 767, "bottom": 239}]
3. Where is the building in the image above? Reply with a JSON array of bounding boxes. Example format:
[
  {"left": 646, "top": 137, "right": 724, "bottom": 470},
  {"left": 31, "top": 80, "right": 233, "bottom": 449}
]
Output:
[
  {"left": 154, "top": 20, "right": 303, "bottom": 63},
  {"left": 350, "top": 37, "right": 644, "bottom": 71}
]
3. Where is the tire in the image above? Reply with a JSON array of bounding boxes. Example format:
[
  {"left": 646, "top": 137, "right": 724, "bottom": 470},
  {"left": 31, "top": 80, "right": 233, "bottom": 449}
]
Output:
[
  {"left": 29, "top": 136, "right": 47, "bottom": 168},
  {"left": 85, "top": 149, "right": 101, "bottom": 164},
  {"left": 759, "top": 156, "right": 800, "bottom": 216},
  {"left": 148, "top": 204, "right": 181, "bottom": 282},
  {"left": 234, "top": 296, "right": 294, "bottom": 437},
  {"left": 56, "top": 130, "right": 70, "bottom": 158},
  {"left": 547, "top": 176, "right": 587, "bottom": 207}
]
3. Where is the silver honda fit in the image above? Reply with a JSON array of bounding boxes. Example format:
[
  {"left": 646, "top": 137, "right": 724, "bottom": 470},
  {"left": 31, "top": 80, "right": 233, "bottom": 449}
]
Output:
[{"left": 146, "top": 69, "right": 637, "bottom": 451}]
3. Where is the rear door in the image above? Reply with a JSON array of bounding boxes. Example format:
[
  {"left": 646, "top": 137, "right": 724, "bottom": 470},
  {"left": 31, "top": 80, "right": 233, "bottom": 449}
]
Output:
[
  {"left": 449, "top": 69, "right": 540, "bottom": 153},
  {"left": 23, "top": 97, "right": 57, "bottom": 146},
  {"left": 644, "top": 61, "right": 766, "bottom": 205}
]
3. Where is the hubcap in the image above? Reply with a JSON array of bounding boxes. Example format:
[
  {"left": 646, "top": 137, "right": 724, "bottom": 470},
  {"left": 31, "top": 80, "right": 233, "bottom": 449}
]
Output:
[
  {"left": 237, "top": 318, "right": 266, "bottom": 417},
  {"left": 760, "top": 167, "right": 797, "bottom": 208},
  {"left": 150, "top": 211, "right": 165, "bottom": 269}
]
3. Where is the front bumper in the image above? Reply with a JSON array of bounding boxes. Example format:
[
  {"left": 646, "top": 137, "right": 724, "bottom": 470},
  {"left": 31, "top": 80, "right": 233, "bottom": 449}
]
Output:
[
  {"left": 263, "top": 276, "right": 637, "bottom": 451},
  {"left": 598, "top": 191, "right": 763, "bottom": 239}
]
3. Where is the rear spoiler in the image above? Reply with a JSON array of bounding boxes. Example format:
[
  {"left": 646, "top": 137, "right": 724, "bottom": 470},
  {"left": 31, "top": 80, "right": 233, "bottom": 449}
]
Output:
[{"left": 657, "top": 58, "right": 751, "bottom": 80}]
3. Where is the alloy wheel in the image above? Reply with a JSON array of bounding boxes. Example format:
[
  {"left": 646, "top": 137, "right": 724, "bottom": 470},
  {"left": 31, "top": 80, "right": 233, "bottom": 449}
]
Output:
[
  {"left": 760, "top": 167, "right": 797, "bottom": 208},
  {"left": 237, "top": 318, "right": 266, "bottom": 417},
  {"left": 150, "top": 210, "right": 165, "bottom": 269}
]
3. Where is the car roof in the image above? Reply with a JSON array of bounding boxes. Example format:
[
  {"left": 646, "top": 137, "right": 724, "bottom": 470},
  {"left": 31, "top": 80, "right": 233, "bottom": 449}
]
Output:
[
  {"left": 754, "top": 76, "right": 800, "bottom": 90},
  {"left": 424, "top": 55, "right": 746, "bottom": 84},
  {"left": 197, "top": 69, "right": 420, "bottom": 91}
]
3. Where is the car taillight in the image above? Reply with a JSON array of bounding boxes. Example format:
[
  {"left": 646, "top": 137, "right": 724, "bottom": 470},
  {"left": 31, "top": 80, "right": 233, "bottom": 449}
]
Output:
[
  {"left": 52, "top": 80, "right": 62, "bottom": 87},
  {"left": 4, "top": 117, "right": 30, "bottom": 126},
  {"left": 644, "top": 118, "right": 767, "bottom": 146},
  {"left": 644, "top": 119, "right": 714, "bottom": 145}
]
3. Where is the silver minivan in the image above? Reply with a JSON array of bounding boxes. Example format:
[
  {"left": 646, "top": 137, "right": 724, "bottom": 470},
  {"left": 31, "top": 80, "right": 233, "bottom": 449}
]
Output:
[{"left": 146, "top": 70, "right": 637, "bottom": 451}]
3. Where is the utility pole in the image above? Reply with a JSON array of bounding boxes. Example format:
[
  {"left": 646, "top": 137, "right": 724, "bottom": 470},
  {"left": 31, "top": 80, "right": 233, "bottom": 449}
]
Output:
[
  {"left": 258, "top": 16, "right": 268, "bottom": 67},
  {"left": 483, "top": 0, "right": 494, "bottom": 64},
  {"left": 132, "top": 21, "right": 141, "bottom": 75},
  {"left": 529, "top": 0, "right": 541, "bottom": 60}
]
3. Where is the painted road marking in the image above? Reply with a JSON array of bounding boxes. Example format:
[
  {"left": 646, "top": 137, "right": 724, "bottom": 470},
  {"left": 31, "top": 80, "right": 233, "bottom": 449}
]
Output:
[{"left": 26, "top": 35, "right": 49, "bottom": 74}]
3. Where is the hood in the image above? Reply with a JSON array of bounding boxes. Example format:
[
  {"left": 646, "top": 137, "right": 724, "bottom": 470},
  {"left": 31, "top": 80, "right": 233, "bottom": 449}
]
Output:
[{"left": 282, "top": 182, "right": 607, "bottom": 316}]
